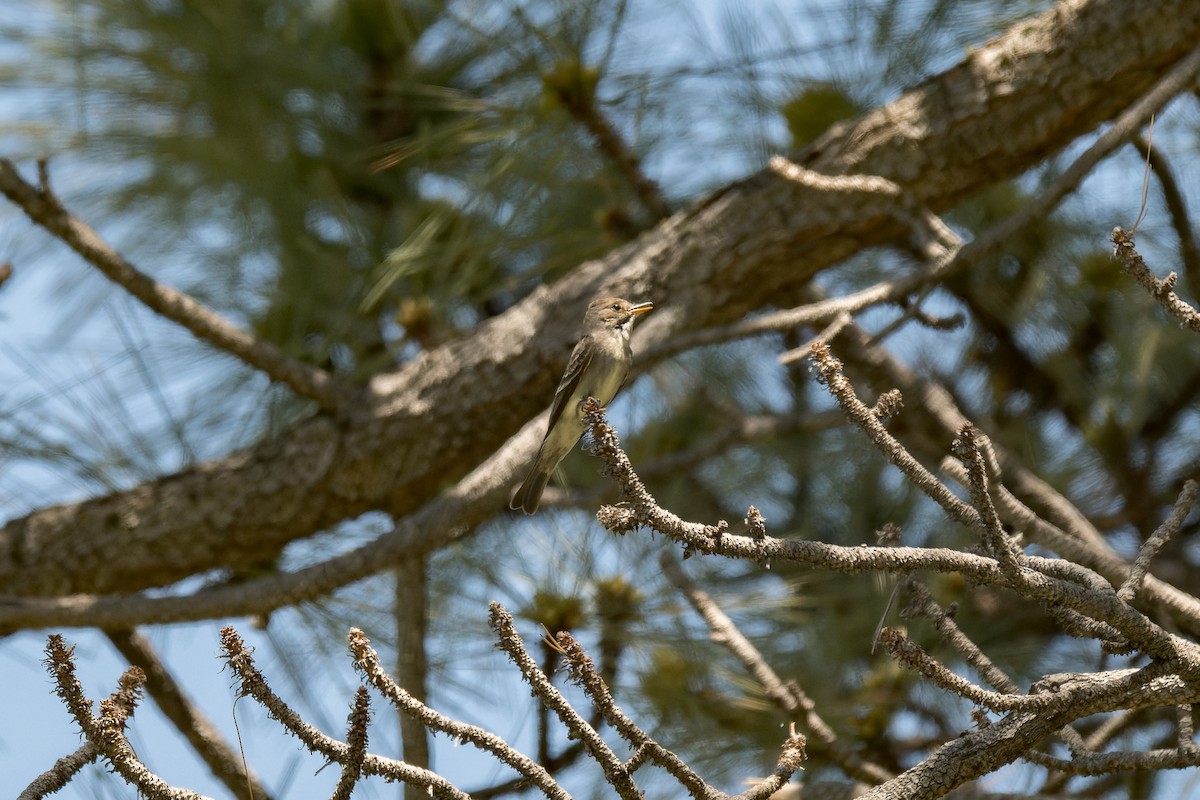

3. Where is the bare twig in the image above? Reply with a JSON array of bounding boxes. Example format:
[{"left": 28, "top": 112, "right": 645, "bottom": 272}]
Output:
[
  {"left": 880, "top": 628, "right": 1186, "bottom": 714},
  {"left": 488, "top": 603, "right": 642, "bottom": 800},
  {"left": 349, "top": 626, "right": 570, "bottom": 800},
  {"left": 331, "top": 688, "right": 371, "bottom": 800},
  {"left": 553, "top": 627, "right": 808, "bottom": 800},
  {"left": 769, "top": 158, "right": 959, "bottom": 261},
  {"left": 778, "top": 312, "right": 854, "bottom": 365},
  {"left": 1111, "top": 227, "right": 1200, "bottom": 333},
  {"left": 1026, "top": 746, "right": 1200, "bottom": 775},
  {"left": 1129, "top": 133, "right": 1200, "bottom": 293},
  {"left": 106, "top": 628, "right": 272, "bottom": 800},
  {"left": 953, "top": 423, "right": 1025, "bottom": 578},
  {"left": 19, "top": 743, "right": 100, "bottom": 800},
  {"left": 901, "top": 580, "right": 1017, "bottom": 694},
  {"left": 662, "top": 552, "right": 892, "bottom": 785},
  {"left": 43, "top": 635, "right": 208, "bottom": 800},
  {"left": 1118, "top": 480, "right": 1199, "bottom": 603},
  {"left": 0, "top": 158, "right": 352, "bottom": 412},
  {"left": 808, "top": 342, "right": 982, "bottom": 532},
  {"left": 219, "top": 627, "right": 469, "bottom": 799},
  {"left": 554, "top": 629, "right": 712, "bottom": 797}
]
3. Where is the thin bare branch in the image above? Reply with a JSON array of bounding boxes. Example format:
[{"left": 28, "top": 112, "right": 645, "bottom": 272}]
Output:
[
  {"left": 349, "top": 627, "right": 570, "bottom": 800},
  {"left": 808, "top": 342, "right": 982, "bottom": 532},
  {"left": 331, "top": 688, "right": 371, "bottom": 800},
  {"left": 219, "top": 627, "right": 468, "bottom": 799},
  {"left": 1111, "top": 227, "right": 1200, "bottom": 333},
  {"left": 1026, "top": 746, "right": 1200, "bottom": 775},
  {"left": 952, "top": 423, "right": 1025, "bottom": 578},
  {"left": 1118, "top": 479, "right": 1199, "bottom": 603},
  {"left": 19, "top": 743, "right": 100, "bottom": 800},
  {"left": 488, "top": 603, "right": 641, "bottom": 800},
  {"left": 0, "top": 158, "right": 352, "bottom": 412},
  {"left": 662, "top": 552, "right": 892, "bottom": 785},
  {"left": 106, "top": 628, "right": 273, "bottom": 800},
  {"left": 1129, "top": 134, "right": 1200, "bottom": 293},
  {"left": 901, "top": 580, "right": 1017, "bottom": 694},
  {"left": 44, "top": 635, "right": 207, "bottom": 800}
]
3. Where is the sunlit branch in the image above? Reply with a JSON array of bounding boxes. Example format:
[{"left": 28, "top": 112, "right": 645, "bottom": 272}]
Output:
[
  {"left": 106, "top": 628, "right": 273, "bottom": 800},
  {"left": 220, "top": 627, "right": 468, "bottom": 798},
  {"left": 1112, "top": 227, "right": 1200, "bottom": 333},
  {"left": 349, "top": 627, "right": 569, "bottom": 800}
]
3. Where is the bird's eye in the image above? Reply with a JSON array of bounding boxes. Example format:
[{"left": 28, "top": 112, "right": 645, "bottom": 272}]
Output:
[{"left": 611, "top": 303, "right": 620, "bottom": 311}]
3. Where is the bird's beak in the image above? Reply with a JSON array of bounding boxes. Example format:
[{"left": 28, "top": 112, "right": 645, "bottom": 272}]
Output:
[{"left": 629, "top": 301, "right": 654, "bottom": 316}]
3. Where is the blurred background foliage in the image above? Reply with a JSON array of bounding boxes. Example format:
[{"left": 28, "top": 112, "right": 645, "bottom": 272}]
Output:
[{"left": 3, "top": 0, "right": 1200, "bottom": 798}]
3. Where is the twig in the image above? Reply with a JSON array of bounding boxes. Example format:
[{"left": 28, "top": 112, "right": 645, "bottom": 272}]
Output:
[
  {"left": 488, "top": 603, "right": 642, "bottom": 800},
  {"left": 662, "top": 552, "right": 892, "bottom": 785},
  {"left": 1129, "top": 134, "right": 1200, "bottom": 293},
  {"left": 219, "top": 627, "right": 469, "bottom": 799},
  {"left": 808, "top": 343, "right": 982, "bottom": 532},
  {"left": 349, "top": 626, "right": 570, "bottom": 800},
  {"left": 106, "top": 628, "right": 273, "bottom": 800},
  {"left": 554, "top": 627, "right": 808, "bottom": 799},
  {"left": 0, "top": 158, "right": 352, "bottom": 412},
  {"left": 952, "top": 423, "right": 1025, "bottom": 578},
  {"left": 878, "top": 627, "right": 1178, "bottom": 713},
  {"left": 1118, "top": 479, "right": 1199, "bottom": 603},
  {"left": 1026, "top": 746, "right": 1200, "bottom": 775},
  {"left": 43, "top": 635, "right": 209, "bottom": 800},
  {"left": 554, "top": 629, "right": 714, "bottom": 797},
  {"left": 901, "top": 580, "right": 1017, "bottom": 694},
  {"left": 778, "top": 312, "right": 853, "bottom": 365},
  {"left": 331, "top": 688, "right": 371, "bottom": 800},
  {"left": 769, "top": 158, "right": 959, "bottom": 262},
  {"left": 19, "top": 743, "right": 100, "bottom": 800},
  {"left": 1111, "top": 227, "right": 1200, "bottom": 333}
]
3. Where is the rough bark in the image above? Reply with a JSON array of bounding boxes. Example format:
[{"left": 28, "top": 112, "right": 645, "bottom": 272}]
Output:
[{"left": 3, "top": 0, "right": 1199, "bottom": 598}]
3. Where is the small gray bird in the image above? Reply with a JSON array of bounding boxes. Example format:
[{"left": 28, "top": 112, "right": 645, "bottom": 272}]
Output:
[{"left": 511, "top": 296, "right": 654, "bottom": 514}]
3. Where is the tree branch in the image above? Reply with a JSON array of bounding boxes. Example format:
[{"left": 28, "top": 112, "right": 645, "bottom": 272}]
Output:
[
  {"left": 0, "top": 158, "right": 352, "bottom": 413},
  {"left": 106, "top": 628, "right": 273, "bottom": 800},
  {"left": 4, "top": 0, "right": 1200, "bottom": 607},
  {"left": 661, "top": 552, "right": 890, "bottom": 785}
]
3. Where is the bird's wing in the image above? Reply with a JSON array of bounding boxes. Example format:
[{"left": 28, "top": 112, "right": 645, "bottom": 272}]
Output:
[{"left": 545, "top": 335, "right": 593, "bottom": 434}]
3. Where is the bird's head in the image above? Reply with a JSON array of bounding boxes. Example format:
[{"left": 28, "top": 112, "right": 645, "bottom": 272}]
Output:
[{"left": 586, "top": 296, "right": 654, "bottom": 331}]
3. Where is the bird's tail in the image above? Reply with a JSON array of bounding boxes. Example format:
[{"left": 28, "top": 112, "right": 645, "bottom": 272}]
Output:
[{"left": 510, "top": 461, "right": 552, "bottom": 515}]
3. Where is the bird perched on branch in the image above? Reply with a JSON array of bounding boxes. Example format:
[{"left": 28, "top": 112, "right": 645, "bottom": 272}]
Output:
[{"left": 511, "top": 296, "right": 654, "bottom": 514}]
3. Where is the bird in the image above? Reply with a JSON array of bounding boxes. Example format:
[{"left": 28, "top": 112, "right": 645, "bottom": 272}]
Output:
[{"left": 511, "top": 296, "right": 654, "bottom": 514}]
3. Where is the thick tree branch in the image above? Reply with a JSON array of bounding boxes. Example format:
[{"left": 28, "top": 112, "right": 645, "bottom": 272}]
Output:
[{"left": 4, "top": 0, "right": 1200, "bottom": 603}]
